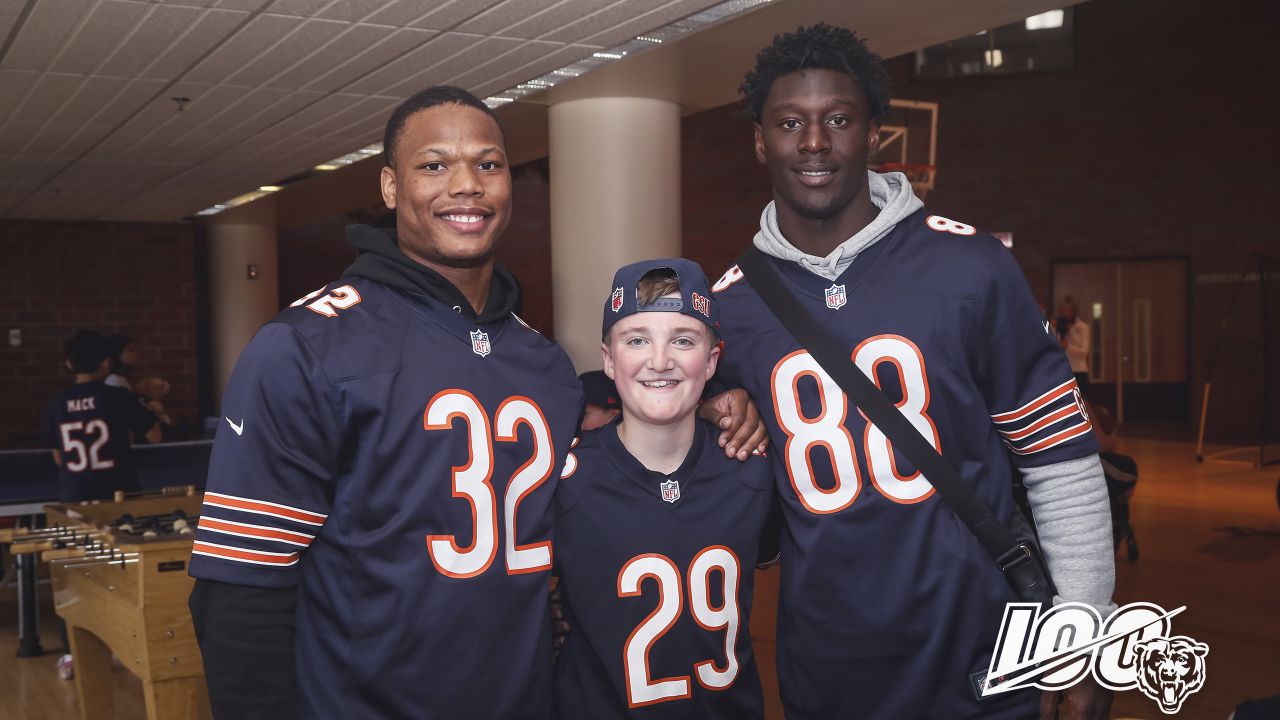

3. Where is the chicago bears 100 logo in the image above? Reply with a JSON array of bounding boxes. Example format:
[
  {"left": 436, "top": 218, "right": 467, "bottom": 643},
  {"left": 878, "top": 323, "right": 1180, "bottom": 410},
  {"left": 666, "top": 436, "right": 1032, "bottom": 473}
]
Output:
[{"left": 981, "top": 602, "right": 1208, "bottom": 715}]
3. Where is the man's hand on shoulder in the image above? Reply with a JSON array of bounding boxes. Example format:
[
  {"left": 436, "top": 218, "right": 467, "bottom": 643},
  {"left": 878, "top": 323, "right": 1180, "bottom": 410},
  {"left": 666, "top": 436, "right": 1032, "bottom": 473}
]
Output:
[{"left": 698, "top": 388, "right": 768, "bottom": 461}]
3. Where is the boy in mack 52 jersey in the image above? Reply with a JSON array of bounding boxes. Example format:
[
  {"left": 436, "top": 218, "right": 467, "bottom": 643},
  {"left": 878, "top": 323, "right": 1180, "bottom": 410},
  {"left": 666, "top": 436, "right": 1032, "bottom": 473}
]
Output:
[
  {"left": 553, "top": 259, "right": 776, "bottom": 720},
  {"left": 710, "top": 24, "right": 1117, "bottom": 720},
  {"left": 44, "top": 330, "right": 161, "bottom": 502}
]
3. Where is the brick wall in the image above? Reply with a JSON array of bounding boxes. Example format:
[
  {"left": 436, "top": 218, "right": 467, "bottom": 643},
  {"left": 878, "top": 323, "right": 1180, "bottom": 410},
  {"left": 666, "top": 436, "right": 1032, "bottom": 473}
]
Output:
[{"left": 0, "top": 220, "right": 200, "bottom": 448}]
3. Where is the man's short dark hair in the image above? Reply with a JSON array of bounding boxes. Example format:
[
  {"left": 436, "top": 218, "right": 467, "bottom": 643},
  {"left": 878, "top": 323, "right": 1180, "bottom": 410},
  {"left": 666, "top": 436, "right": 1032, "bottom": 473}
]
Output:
[
  {"left": 739, "top": 22, "right": 891, "bottom": 124},
  {"left": 383, "top": 86, "right": 502, "bottom": 167},
  {"left": 65, "top": 330, "right": 109, "bottom": 374}
]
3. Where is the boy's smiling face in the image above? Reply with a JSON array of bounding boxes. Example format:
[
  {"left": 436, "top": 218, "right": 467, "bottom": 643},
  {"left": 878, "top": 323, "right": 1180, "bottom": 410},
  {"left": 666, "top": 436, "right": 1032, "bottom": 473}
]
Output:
[{"left": 602, "top": 299, "right": 720, "bottom": 429}]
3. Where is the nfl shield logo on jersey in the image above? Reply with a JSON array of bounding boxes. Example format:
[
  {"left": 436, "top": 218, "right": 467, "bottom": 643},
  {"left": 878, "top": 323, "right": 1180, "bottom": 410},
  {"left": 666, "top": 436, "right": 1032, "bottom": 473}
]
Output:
[
  {"left": 824, "top": 284, "right": 847, "bottom": 310},
  {"left": 659, "top": 478, "right": 680, "bottom": 503},
  {"left": 470, "top": 329, "right": 491, "bottom": 357},
  {"left": 611, "top": 286, "right": 624, "bottom": 313}
]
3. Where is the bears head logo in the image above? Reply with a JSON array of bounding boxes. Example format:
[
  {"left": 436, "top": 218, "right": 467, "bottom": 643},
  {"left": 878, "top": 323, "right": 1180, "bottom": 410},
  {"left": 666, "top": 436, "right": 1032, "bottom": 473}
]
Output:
[{"left": 1132, "top": 636, "right": 1208, "bottom": 714}]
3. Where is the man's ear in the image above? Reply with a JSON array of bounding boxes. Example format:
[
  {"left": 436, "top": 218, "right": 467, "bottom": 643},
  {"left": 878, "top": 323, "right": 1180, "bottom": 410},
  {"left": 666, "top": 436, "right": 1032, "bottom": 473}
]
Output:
[
  {"left": 754, "top": 123, "right": 768, "bottom": 165},
  {"left": 867, "top": 122, "right": 881, "bottom": 156},
  {"left": 380, "top": 165, "right": 397, "bottom": 210}
]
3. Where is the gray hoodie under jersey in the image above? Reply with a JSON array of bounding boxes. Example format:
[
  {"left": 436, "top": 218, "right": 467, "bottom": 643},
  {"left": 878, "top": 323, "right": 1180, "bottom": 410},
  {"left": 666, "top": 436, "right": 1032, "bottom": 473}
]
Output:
[{"left": 751, "top": 171, "right": 1116, "bottom": 613}]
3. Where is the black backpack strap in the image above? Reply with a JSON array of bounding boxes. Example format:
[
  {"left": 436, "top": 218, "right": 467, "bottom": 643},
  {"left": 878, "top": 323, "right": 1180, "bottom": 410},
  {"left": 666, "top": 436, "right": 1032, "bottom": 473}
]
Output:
[{"left": 736, "top": 247, "right": 1053, "bottom": 601}]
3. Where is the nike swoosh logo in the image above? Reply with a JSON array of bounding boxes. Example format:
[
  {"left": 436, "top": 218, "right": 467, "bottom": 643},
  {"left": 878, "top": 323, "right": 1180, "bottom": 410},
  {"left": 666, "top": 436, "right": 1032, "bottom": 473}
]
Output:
[{"left": 226, "top": 417, "right": 244, "bottom": 435}]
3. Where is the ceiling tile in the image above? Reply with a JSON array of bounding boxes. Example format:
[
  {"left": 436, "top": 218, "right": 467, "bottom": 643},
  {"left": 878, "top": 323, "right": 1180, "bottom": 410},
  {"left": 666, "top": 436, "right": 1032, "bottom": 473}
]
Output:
[
  {"left": 264, "top": 0, "right": 328, "bottom": 16},
  {"left": 214, "top": 0, "right": 272, "bottom": 11},
  {"left": 97, "top": 4, "right": 204, "bottom": 78},
  {"left": 86, "top": 78, "right": 169, "bottom": 129},
  {"left": 380, "top": 35, "right": 523, "bottom": 98},
  {"left": 53, "top": 75, "right": 130, "bottom": 126},
  {"left": 501, "top": 0, "right": 617, "bottom": 41},
  {"left": 300, "top": 95, "right": 398, "bottom": 138},
  {"left": 576, "top": 0, "right": 721, "bottom": 48},
  {"left": 13, "top": 73, "right": 85, "bottom": 123},
  {"left": 287, "top": 25, "right": 434, "bottom": 93},
  {"left": 227, "top": 18, "right": 349, "bottom": 88},
  {"left": 409, "top": 0, "right": 506, "bottom": 31},
  {"left": 261, "top": 92, "right": 365, "bottom": 139},
  {"left": 0, "top": 2, "right": 28, "bottom": 46},
  {"left": 446, "top": 39, "right": 565, "bottom": 88},
  {"left": 543, "top": 0, "right": 670, "bottom": 44},
  {"left": 142, "top": 8, "right": 249, "bottom": 81},
  {"left": 455, "top": 0, "right": 569, "bottom": 37},
  {"left": 315, "top": 0, "right": 388, "bottom": 23},
  {"left": 1, "top": 0, "right": 95, "bottom": 72},
  {"left": 46, "top": 123, "right": 115, "bottom": 158},
  {"left": 340, "top": 31, "right": 478, "bottom": 96},
  {"left": 0, "top": 121, "right": 40, "bottom": 156},
  {"left": 362, "top": 0, "right": 496, "bottom": 30},
  {"left": 50, "top": 0, "right": 150, "bottom": 75},
  {"left": 183, "top": 12, "right": 297, "bottom": 84},
  {"left": 466, "top": 43, "right": 594, "bottom": 98},
  {"left": 0, "top": 70, "right": 40, "bottom": 125}
]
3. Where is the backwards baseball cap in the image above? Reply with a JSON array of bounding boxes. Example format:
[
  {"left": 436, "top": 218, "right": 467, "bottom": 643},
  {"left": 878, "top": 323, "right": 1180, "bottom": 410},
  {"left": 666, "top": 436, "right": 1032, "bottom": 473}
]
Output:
[{"left": 601, "top": 258, "right": 719, "bottom": 340}]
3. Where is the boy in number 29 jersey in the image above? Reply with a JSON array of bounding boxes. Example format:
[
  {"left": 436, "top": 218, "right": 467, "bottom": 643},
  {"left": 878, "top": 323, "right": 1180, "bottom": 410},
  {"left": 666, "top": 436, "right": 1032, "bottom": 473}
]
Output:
[{"left": 553, "top": 259, "right": 775, "bottom": 720}]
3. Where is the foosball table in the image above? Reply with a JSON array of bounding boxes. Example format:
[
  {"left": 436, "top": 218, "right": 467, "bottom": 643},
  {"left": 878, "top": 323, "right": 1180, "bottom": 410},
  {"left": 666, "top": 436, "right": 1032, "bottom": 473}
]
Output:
[{"left": 0, "top": 487, "right": 210, "bottom": 720}]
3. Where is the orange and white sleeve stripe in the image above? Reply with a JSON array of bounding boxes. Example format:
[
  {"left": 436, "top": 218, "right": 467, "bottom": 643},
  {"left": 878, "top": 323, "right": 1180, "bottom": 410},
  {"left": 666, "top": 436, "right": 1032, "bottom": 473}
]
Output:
[
  {"left": 193, "top": 492, "right": 327, "bottom": 568},
  {"left": 991, "top": 379, "right": 1093, "bottom": 456}
]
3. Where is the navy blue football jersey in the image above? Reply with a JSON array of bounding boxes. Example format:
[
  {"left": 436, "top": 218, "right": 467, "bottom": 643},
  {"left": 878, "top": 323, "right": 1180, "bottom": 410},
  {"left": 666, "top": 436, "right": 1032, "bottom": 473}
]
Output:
[
  {"left": 43, "top": 381, "right": 157, "bottom": 501},
  {"left": 188, "top": 278, "right": 583, "bottom": 719},
  {"left": 711, "top": 209, "right": 1098, "bottom": 719},
  {"left": 553, "top": 419, "right": 774, "bottom": 720}
]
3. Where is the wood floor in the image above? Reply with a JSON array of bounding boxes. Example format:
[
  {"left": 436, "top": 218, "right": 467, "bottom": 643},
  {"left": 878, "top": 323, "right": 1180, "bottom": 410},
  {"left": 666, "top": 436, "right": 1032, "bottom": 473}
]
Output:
[{"left": 2, "top": 436, "right": 1277, "bottom": 719}]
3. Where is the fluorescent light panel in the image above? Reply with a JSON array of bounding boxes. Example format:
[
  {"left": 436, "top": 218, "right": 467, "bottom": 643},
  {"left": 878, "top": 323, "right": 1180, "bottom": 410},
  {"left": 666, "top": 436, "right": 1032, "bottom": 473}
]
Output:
[{"left": 1025, "top": 9, "right": 1064, "bottom": 30}]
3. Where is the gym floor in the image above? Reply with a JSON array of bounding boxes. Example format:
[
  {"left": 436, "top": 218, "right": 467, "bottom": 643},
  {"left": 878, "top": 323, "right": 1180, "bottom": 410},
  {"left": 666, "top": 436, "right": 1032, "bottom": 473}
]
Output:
[{"left": 1, "top": 436, "right": 1276, "bottom": 720}]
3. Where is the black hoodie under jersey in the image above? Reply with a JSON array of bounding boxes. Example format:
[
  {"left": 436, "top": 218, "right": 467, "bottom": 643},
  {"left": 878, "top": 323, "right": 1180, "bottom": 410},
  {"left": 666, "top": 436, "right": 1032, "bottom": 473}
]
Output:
[{"left": 342, "top": 223, "right": 520, "bottom": 323}]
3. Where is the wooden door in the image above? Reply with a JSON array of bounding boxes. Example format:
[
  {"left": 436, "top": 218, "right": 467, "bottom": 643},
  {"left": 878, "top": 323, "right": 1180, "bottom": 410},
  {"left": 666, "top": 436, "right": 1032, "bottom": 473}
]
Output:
[{"left": 1052, "top": 258, "right": 1190, "bottom": 421}]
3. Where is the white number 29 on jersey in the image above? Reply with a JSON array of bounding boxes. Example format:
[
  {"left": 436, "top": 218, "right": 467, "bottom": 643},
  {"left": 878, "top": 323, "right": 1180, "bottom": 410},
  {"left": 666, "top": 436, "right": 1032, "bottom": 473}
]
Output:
[
  {"left": 619, "top": 547, "right": 741, "bottom": 708},
  {"left": 771, "top": 334, "right": 940, "bottom": 514},
  {"left": 424, "top": 390, "right": 555, "bottom": 578}
]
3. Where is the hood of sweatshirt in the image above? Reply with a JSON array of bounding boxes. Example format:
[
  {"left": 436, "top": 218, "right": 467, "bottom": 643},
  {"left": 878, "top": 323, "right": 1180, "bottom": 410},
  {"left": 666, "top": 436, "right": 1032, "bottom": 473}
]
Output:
[
  {"left": 341, "top": 223, "right": 520, "bottom": 324},
  {"left": 752, "top": 170, "right": 924, "bottom": 281}
]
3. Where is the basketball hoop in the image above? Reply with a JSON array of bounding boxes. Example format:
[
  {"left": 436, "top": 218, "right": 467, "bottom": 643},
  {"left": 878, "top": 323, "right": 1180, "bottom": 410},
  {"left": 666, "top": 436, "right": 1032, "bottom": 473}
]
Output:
[{"left": 878, "top": 162, "right": 936, "bottom": 199}]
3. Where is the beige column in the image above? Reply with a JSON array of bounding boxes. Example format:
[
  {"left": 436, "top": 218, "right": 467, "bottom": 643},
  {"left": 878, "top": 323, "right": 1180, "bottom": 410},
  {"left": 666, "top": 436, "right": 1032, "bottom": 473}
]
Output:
[
  {"left": 549, "top": 97, "right": 682, "bottom": 372},
  {"left": 207, "top": 198, "right": 279, "bottom": 409}
]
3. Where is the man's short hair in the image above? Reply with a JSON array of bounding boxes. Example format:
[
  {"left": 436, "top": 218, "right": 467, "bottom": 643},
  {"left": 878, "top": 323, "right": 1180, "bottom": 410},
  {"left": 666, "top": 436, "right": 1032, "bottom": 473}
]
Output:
[
  {"left": 383, "top": 86, "right": 502, "bottom": 167},
  {"left": 636, "top": 268, "right": 681, "bottom": 307},
  {"left": 739, "top": 22, "right": 891, "bottom": 124},
  {"left": 65, "top": 330, "right": 109, "bottom": 373}
]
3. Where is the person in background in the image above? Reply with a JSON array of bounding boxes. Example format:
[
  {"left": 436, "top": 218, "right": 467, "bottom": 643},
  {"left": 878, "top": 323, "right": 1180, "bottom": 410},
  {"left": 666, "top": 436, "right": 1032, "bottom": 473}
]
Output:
[
  {"left": 1057, "top": 297, "right": 1092, "bottom": 391},
  {"left": 578, "top": 370, "right": 621, "bottom": 431},
  {"left": 104, "top": 334, "right": 137, "bottom": 390},
  {"left": 43, "top": 329, "right": 161, "bottom": 679}
]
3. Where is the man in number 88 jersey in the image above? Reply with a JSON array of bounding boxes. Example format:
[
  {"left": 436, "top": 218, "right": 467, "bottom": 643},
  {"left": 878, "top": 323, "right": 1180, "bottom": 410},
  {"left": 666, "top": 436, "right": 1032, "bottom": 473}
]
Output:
[
  {"left": 711, "top": 25, "right": 1117, "bottom": 719},
  {"left": 553, "top": 259, "right": 776, "bottom": 719}
]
